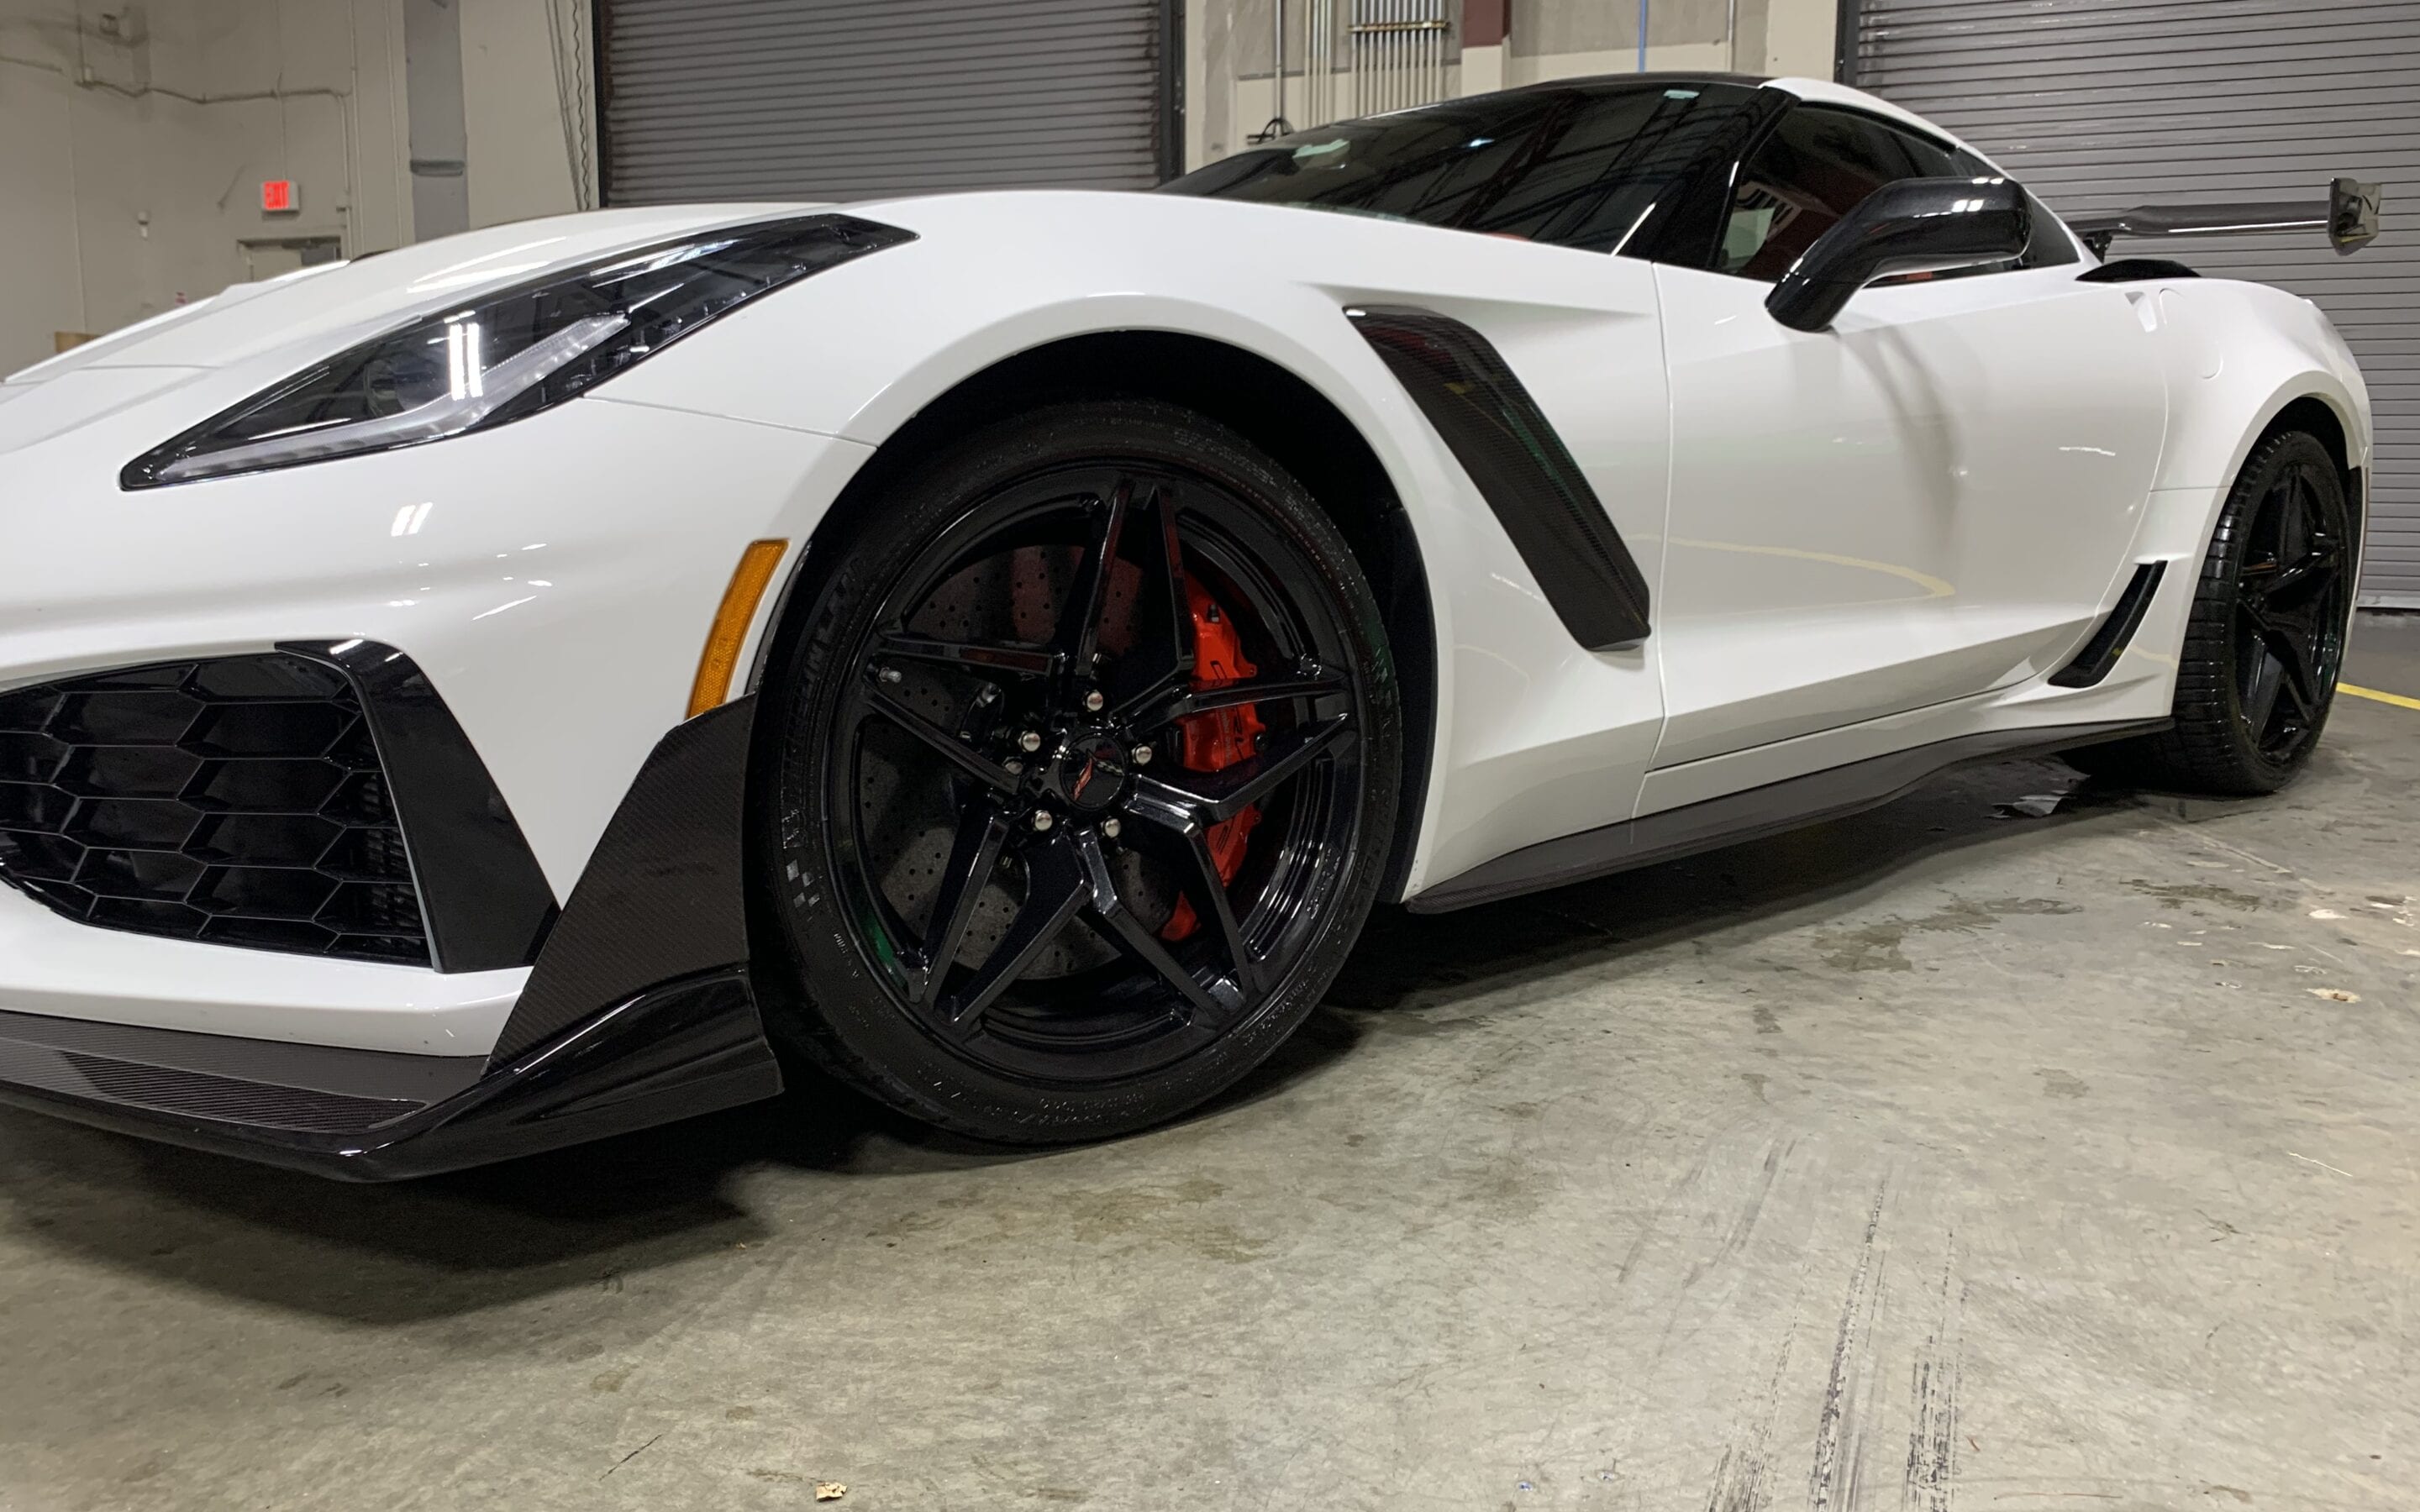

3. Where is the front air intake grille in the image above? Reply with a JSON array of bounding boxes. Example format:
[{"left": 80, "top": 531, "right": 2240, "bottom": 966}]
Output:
[{"left": 0, "top": 655, "right": 429, "bottom": 964}]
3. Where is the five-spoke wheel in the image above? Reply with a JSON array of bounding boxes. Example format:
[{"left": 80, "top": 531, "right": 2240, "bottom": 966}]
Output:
[
  {"left": 759, "top": 402, "right": 1400, "bottom": 1141},
  {"left": 2228, "top": 444, "right": 2351, "bottom": 765}
]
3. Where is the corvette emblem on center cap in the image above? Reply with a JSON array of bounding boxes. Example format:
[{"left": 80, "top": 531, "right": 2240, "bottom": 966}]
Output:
[{"left": 1050, "top": 732, "right": 1128, "bottom": 814}]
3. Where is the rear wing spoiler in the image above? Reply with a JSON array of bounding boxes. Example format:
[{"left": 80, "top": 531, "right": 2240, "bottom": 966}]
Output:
[{"left": 2071, "top": 177, "right": 2383, "bottom": 259}]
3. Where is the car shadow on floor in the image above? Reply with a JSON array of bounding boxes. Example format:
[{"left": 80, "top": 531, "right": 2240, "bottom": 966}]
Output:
[{"left": 0, "top": 753, "right": 2275, "bottom": 1324}]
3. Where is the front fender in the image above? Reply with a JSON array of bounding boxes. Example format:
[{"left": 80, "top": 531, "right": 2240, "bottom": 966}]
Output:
[{"left": 594, "top": 190, "right": 1683, "bottom": 899}]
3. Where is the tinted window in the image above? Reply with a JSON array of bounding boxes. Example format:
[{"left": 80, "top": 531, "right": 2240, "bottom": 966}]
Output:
[
  {"left": 1160, "top": 82, "right": 1760, "bottom": 253},
  {"left": 1718, "top": 104, "right": 2074, "bottom": 281}
]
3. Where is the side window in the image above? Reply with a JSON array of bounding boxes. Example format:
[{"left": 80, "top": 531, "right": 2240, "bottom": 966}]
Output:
[
  {"left": 1716, "top": 105, "right": 2072, "bottom": 281},
  {"left": 1159, "top": 82, "right": 1761, "bottom": 255},
  {"left": 1465, "top": 84, "right": 1758, "bottom": 252},
  {"left": 1163, "top": 98, "right": 1561, "bottom": 228}
]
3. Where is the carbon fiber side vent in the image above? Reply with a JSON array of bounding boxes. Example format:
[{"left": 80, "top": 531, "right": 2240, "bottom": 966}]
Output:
[
  {"left": 1346, "top": 305, "right": 1652, "bottom": 650},
  {"left": 2051, "top": 562, "right": 2168, "bottom": 689}
]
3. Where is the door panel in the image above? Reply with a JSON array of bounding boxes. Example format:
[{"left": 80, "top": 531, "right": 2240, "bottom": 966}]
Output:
[{"left": 1652, "top": 262, "right": 2168, "bottom": 773}]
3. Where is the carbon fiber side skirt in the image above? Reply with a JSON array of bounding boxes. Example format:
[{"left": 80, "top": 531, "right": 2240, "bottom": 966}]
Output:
[{"left": 1407, "top": 718, "right": 2171, "bottom": 913}]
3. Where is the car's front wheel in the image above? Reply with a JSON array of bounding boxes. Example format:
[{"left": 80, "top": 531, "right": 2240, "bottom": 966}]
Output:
[{"left": 755, "top": 402, "right": 1402, "bottom": 1142}]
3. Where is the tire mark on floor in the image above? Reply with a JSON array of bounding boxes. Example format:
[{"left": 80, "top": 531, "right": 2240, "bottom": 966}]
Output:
[
  {"left": 1702, "top": 1276, "right": 1802, "bottom": 1512},
  {"left": 1808, "top": 1178, "right": 1889, "bottom": 1511},
  {"left": 1902, "top": 1236, "right": 1965, "bottom": 1512}
]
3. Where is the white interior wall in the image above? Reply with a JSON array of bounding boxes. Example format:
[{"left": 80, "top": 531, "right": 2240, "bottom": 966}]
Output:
[
  {"left": 0, "top": 0, "right": 405, "bottom": 373},
  {"left": 0, "top": 0, "right": 588, "bottom": 377},
  {"left": 1759, "top": 0, "right": 1839, "bottom": 77},
  {"left": 1505, "top": 0, "right": 1835, "bottom": 86},
  {"left": 460, "top": 0, "right": 581, "bottom": 228}
]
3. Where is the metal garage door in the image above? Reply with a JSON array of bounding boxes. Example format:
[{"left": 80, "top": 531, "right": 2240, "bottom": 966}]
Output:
[
  {"left": 1849, "top": 0, "right": 2420, "bottom": 607},
  {"left": 600, "top": 0, "right": 1177, "bottom": 205}
]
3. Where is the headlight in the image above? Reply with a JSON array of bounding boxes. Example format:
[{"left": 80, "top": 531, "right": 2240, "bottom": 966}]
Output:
[{"left": 122, "top": 213, "right": 913, "bottom": 489}]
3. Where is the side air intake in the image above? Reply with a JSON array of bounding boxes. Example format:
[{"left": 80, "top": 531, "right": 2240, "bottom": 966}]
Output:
[{"left": 2052, "top": 562, "right": 2168, "bottom": 689}]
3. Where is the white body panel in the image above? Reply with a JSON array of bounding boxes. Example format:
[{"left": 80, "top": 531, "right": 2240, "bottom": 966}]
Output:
[
  {"left": 0, "top": 392, "right": 869, "bottom": 898},
  {"left": 0, "top": 884, "right": 520, "bottom": 1053},
  {"left": 1651, "top": 263, "right": 2169, "bottom": 774},
  {"left": 0, "top": 81, "right": 2373, "bottom": 1058}
]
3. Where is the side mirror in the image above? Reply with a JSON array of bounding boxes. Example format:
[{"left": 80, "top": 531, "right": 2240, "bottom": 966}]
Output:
[{"left": 1765, "top": 177, "right": 2033, "bottom": 333}]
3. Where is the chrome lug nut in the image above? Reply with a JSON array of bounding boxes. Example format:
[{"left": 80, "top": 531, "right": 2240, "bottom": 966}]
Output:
[
  {"left": 1003, "top": 759, "right": 1023, "bottom": 775},
  {"left": 1030, "top": 810, "right": 1055, "bottom": 832},
  {"left": 1130, "top": 744, "right": 1153, "bottom": 766},
  {"left": 1019, "top": 730, "right": 1044, "bottom": 753},
  {"left": 878, "top": 667, "right": 903, "bottom": 684},
  {"left": 1083, "top": 689, "right": 1106, "bottom": 712},
  {"left": 1101, "top": 817, "right": 1121, "bottom": 839}
]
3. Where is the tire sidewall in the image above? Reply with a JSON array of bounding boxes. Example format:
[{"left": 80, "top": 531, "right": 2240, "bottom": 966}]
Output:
[{"left": 2202, "top": 430, "right": 2349, "bottom": 786}]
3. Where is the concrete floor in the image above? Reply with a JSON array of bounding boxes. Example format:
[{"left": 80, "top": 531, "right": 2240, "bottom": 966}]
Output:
[{"left": 3, "top": 617, "right": 2416, "bottom": 1512}]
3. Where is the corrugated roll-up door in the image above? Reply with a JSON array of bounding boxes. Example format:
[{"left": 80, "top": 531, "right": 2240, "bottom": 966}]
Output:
[
  {"left": 601, "top": 0, "right": 1174, "bottom": 206},
  {"left": 1851, "top": 0, "right": 2420, "bottom": 607}
]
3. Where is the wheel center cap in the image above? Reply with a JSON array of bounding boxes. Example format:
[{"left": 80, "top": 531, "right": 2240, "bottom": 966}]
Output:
[{"left": 1045, "top": 730, "right": 1128, "bottom": 815}]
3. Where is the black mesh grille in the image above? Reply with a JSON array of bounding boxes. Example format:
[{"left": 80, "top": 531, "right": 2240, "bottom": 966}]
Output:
[{"left": 0, "top": 655, "right": 429, "bottom": 964}]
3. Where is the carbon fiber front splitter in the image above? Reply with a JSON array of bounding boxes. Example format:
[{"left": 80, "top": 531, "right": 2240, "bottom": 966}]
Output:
[{"left": 0, "top": 967, "right": 781, "bottom": 1180}]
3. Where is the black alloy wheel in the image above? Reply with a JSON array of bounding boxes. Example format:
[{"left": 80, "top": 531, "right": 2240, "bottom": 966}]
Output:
[
  {"left": 2070, "top": 428, "right": 2354, "bottom": 795},
  {"left": 2228, "top": 441, "right": 2352, "bottom": 766},
  {"left": 757, "top": 402, "right": 1401, "bottom": 1142}
]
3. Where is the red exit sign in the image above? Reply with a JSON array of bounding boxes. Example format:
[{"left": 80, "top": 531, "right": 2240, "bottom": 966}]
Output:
[{"left": 260, "top": 179, "right": 297, "bottom": 213}]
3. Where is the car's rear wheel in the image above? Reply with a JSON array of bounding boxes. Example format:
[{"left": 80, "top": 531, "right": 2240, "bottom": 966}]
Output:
[
  {"left": 755, "top": 402, "right": 1401, "bottom": 1142},
  {"left": 2069, "top": 428, "right": 2354, "bottom": 795}
]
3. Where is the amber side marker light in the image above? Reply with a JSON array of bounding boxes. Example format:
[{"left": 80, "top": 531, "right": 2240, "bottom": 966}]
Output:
[{"left": 689, "top": 539, "right": 790, "bottom": 718}]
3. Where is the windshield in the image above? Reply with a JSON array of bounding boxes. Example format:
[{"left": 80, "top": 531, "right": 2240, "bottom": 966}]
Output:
[{"left": 1160, "top": 81, "right": 1762, "bottom": 254}]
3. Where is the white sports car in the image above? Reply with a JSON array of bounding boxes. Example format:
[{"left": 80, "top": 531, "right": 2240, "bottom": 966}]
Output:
[{"left": 0, "top": 76, "right": 2374, "bottom": 1177}]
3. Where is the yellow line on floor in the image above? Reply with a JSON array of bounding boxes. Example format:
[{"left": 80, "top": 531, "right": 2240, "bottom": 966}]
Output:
[{"left": 2340, "top": 682, "right": 2420, "bottom": 711}]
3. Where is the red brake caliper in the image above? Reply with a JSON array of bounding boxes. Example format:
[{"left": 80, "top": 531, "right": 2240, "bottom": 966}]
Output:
[{"left": 1161, "top": 578, "right": 1263, "bottom": 942}]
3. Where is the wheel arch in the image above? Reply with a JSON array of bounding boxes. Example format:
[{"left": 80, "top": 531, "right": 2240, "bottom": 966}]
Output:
[
  {"left": 2257, "top": 393, "right": 2365, "bottom": 538},
  {"left": 745, "top": 329, "right": 1443, "bottom": 905},
  {"left": 2193, "top": 384, "right": 2370, "bottom": 588}
]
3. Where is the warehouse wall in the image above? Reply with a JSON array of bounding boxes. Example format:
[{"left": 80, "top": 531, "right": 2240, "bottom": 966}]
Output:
[
  {"left": 1188, "top": 0, "right": 1844, "bottom": 169},
  {"left": 461, "top": 0, "right": 586, "bottom": 230},
  {"left": 0, "top": 0, "right": 402, "bottom": 373},
  {"left": 0, "top": 0, "right": 588, "bottom": 377}
]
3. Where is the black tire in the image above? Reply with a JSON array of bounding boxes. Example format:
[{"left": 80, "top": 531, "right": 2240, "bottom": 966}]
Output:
[
  {"left": 753, "top": 401, "right": 1402, "bottom": 1143},
  {"left": 2068, "top": 428, "right": 2354, "bottom": 795}
]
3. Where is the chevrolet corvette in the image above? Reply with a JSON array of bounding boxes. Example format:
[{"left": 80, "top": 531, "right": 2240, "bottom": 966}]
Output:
[{"left": 0, "top": 75, "right": 2374, "bottom": 1176}]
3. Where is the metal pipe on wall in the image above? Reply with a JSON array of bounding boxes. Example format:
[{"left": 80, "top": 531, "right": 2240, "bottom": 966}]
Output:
[
  {"left": 1432, "top": 0, "right": 1442, "bottom": 105},
  {"left": 1302, "top": 0, "right": 1317, "bottom": 126},
  {"left": 1344, "top": 0, "right": 1454, "bottom": 118},
  {"left": 1422, "top": 0, "right": 1433, "bottom": 107},
  {"left": 1274, "top": 0, "right": 1287, "bottom": 132},
  {"left": 1376, "top": 0, "right": 1388, "bottom": 113}
]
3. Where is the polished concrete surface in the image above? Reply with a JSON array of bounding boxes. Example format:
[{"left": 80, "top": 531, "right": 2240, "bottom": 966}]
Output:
[{"left": 4, "top": 615, "right": 2416, "bottom": 1512}]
